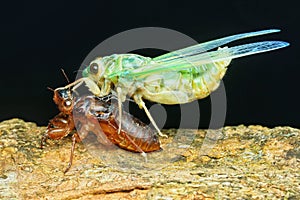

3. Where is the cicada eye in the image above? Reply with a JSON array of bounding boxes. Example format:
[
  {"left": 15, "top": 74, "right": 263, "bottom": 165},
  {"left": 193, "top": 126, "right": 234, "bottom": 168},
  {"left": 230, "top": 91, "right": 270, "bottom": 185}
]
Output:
[
  {"left": 64, "top": 99, "right": 72, "bottom": 107},
  {"left": 90, "top": 63, "right": 99, "bottom": 74}
]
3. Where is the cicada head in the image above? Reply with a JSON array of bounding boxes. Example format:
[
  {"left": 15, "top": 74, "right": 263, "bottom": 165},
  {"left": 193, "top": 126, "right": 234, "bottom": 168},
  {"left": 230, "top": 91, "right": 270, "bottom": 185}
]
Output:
[
  {"left": 53, "top": 88, "right": 74, "bottom": 114},
  {"left": 82, "top": 57, "right": 105, "bottom": 83}
]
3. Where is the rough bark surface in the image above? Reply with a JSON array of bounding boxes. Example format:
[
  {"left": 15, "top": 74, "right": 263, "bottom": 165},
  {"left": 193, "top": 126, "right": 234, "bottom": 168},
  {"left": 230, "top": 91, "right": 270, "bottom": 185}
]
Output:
[{"left": 0, "top": 118, "right": 299, "bottom": 199}]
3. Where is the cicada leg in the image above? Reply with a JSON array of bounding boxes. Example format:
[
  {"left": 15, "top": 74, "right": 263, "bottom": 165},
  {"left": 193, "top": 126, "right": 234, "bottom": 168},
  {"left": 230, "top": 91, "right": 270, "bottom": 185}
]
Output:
[
  {"left": 56, "top": 78, "right": 101, "bottom": 97},
  {"left": 116, "top": 87, "right": 123, "bottom": 135},
  {"left": 133, "top": 94, "right": 168, "bottom": 138},
  {"left": 64, "top": 132, "right": 79, "bottom": 173}
]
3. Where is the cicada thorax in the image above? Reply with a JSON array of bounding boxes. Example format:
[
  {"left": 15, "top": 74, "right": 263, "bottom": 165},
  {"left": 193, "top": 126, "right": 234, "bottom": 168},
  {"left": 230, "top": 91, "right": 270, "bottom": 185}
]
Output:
[{"left": 83, "top": 54, "right": 153, "bottom": 96}]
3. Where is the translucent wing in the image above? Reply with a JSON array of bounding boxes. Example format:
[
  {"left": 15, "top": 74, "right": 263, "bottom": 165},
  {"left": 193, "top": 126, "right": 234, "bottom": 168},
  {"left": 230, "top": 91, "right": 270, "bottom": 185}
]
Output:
[
  {"left": 110, "top": 41, "right": 289, "bottom": 79},
  {"left": 153, "top": 29, "right": 281, "bottom": 62}
]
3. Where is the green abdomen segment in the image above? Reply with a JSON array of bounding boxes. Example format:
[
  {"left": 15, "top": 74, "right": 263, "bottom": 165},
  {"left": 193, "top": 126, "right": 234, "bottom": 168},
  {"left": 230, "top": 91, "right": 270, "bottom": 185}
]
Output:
[
  {"left": 191, "top": 59, "right": 230, "bottom": 99},
  {"left": 142, "top": 59, "right": 231, "bottom": 104}
]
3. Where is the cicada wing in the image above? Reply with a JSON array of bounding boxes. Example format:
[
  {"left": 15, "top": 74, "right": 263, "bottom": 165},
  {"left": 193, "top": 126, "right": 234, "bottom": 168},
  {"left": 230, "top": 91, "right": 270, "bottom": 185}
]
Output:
[
  {"left": 153, "top": 29, "right": 281, "bottom": 62},
  {"left": 118, "top": 41, "right": 289, "bottom": 78}
]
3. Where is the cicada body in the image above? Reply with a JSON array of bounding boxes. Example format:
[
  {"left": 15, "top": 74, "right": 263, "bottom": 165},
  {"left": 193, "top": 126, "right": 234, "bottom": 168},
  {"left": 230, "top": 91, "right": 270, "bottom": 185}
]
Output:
[
  {"left": 80, "top": 29, "right": 288, "bottom": 103},
  {"left": 83, "top": 52, "right": 230, "bottom": 104},
  {"left": 62, "top": 29, "right": 289, "bottom": 137}
]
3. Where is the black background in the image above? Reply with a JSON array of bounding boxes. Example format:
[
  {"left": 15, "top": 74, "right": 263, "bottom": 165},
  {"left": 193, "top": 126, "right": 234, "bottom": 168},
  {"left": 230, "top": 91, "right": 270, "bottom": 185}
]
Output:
[{"left": 0, "top": 1, "right": 299, "bottom": 128}]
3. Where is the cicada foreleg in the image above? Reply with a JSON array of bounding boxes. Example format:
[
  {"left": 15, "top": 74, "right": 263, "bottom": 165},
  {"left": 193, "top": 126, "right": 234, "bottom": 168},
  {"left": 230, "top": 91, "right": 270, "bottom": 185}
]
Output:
[
  {"left": 56, "top": 77, "right": 101, "bottom": 97},
  {"left": 133, "top": 94, "right": 168, "bottom": 138}
]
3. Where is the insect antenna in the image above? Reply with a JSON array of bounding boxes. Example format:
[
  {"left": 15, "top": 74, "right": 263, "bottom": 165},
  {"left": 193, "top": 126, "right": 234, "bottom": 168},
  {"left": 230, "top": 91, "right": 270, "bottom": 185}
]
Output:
[
  {"left": 47, "top": 87, "right": 54, "bottom": 91},
  {"left": 73, "top": 69, "right": 83, "bottom": 74},
  {"left": 60, "top": 68, "right": 70, "bottom": 84},
  {"left": 60, "top": 68, "right": 77, "bottom": 96}
]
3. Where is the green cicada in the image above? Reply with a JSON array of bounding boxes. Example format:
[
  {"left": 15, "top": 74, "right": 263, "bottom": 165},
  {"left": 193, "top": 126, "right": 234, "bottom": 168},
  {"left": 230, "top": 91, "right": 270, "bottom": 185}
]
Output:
[{"left": 59, "top": 29, "right": 289, "bottom": 137}]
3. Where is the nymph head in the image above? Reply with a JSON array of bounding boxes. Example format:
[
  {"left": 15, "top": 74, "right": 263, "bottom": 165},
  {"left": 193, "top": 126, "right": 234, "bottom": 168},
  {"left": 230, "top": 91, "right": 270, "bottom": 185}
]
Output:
[{"left": 53, "top": 88, "right": 73, "bottom": 114}]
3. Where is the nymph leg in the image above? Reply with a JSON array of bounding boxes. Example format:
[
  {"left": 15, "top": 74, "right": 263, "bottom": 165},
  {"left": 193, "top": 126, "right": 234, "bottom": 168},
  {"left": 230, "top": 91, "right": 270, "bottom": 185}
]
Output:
[{"left": 64, "top": 132, "right": 79, "bottom": 173}]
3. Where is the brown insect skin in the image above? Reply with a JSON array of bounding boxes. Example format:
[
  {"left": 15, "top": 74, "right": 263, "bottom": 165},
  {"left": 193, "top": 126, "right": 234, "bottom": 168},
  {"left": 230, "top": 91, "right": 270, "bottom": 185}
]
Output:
[
  {"left": 42, "top": 88, "right": 161, "bottom": 173},
  {"left": 73, "top": 95, "right": 161, "bottom": 153},
  {"left": 41, "top": 88, "right": 81, "bottom": 173},
  {"left": 41, "top": 89, "right": 76, "bottom": 149}
]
